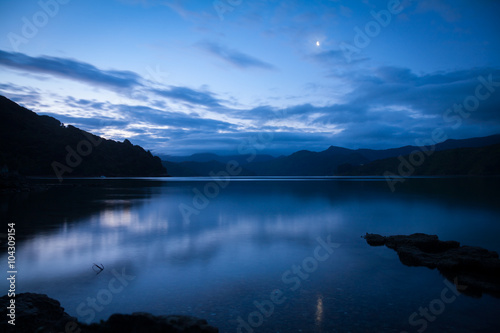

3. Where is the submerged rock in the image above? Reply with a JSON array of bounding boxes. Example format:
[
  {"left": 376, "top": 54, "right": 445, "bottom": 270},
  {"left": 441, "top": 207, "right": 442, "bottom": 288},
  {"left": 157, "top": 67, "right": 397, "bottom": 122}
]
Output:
[
  {"left": 364, "top": 233, "right": 500, "bottom": 298},
  {"left": 0, "top": 293, "right": 218, "bottom": 333}
]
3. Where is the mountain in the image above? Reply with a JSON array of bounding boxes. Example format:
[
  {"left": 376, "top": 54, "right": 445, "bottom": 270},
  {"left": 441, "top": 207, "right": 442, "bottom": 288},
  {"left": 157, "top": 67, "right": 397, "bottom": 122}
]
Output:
[
  {"left": 158, "top": 153, "right": 275, "bottom": 165},
  {"left": 162, "top": 134, "right": 500, "bottom": 177},
  {"left": 158, "top": 153, "right": 274, "bottom": 177},
  {"left": 338, "top": 144, "right": 500, "bottom": 176},
  {"left": 162, "top": 160, "right": 255, "bottom": 177},
  {"left": 353, "top": 134, "right": 500, "bottom": 161},
  {"left": 0, "top": 96, "right": 166, "bottom": 179},
  {"left": 243, "top": 146, "right": 369, "bottom": 176},
  {"left": 161, "top": 147, "right": 370, "bottom": 176}
]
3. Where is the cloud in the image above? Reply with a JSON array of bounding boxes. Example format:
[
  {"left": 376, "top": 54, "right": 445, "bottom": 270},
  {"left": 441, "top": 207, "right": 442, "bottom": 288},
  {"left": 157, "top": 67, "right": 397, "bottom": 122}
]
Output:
[
  {"left": 310, "top": 49, "right": 346, "bottom": 64},
  {"left": 345, "top": 66, "right": 500, "bottom": 121},
  {"left": 198, "top": 41, "right": 277, "bottom": 70},
  {"left": 59, "top": 100, "right": 234, "bottom": 134},
  {"left": 145, "top": 64, "right": 500, "bottom": 153},
  {"left": 308, "top": 66, "right": 500, "bottom": 148},
  {"left": 307, "top": 48, "right": 368, "bottom": 70},
  {"left": 152, "top": 86, "right": 222, "bottom": 107},
  {"left": 40, "top": 113, "right": 129, "bottom": 129},
  {"left": 215, "top": 65, "right": 500, "bottom": 152},
  {"left": 121, "top": 104, "right": 235, "bottom": 131},
  {"left": 3, "top": 51, "right": 499, "bottom": 156},
  {"left": 37, "top": 98, "right": 239, "bottom": 154},
  {"left": 65, "top": 96, "right": 106, "bottom": 110},
  {"left": 0, "top": 83, "right": 42, "bottom": 108},
  {"left": 0, "top": 50, "right": 142, "bottom": 90},
  {"left": 0, "top": 50, "right": 227, "bottom": 108}
]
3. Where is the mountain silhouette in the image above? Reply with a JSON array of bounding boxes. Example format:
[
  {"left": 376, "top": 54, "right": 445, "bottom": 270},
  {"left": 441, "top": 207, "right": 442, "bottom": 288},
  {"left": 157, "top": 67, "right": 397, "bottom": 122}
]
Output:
[
  {"left": 339, "top": 143, "right": 500, "bottom": 176},
  {"left": 162, "top": 135, "right": 500, "bottom": 176},
  {"left": 0, "top": 96, "right": 166, "bottom": 179}
]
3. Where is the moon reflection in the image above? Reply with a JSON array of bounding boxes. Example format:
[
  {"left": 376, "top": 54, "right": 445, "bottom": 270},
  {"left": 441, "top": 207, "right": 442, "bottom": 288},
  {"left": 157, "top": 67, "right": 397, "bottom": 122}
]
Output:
[{"left": 315, "top": 294, "right": 323, "bottom": 325}]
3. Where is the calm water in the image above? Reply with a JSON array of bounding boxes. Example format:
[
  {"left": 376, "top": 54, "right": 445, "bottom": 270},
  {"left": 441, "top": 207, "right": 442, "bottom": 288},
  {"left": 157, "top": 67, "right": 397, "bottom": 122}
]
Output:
[{"left": 1, "top": 177, "right": 500, "bottom": 332}]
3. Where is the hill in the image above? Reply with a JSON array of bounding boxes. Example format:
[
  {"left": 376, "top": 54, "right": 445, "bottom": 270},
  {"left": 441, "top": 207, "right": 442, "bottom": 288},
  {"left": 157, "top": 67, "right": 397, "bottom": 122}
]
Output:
[
  {"left": 338, "top": 144, "right": 500, "bottom": 176},
  {"left": 0, "top": 96, "right": 166, "bottom": 180},
  {"left": 243, "top": 146, "right": 369, "bottom": 176}
]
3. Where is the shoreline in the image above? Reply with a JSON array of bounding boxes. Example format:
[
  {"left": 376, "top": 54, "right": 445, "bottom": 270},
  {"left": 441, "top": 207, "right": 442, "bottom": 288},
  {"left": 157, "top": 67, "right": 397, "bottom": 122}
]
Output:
[{"left": 0, "top": 293, "right": 218, "bottom": 333}]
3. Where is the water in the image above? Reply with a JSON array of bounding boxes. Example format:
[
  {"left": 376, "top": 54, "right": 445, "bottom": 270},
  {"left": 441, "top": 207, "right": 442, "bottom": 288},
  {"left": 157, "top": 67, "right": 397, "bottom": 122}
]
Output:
[{"left": 1, "top": 177, "right": 500, "bottom": 332}]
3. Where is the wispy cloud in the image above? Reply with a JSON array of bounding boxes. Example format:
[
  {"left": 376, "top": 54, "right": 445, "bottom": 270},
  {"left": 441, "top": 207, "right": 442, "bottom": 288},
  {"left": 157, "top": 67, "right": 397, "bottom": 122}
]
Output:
[
  {"left": 152, "top": 86, "right": 221, "bottom": 107},
  {"left": 0, "top": 82, "right": 42, "bottom": 107},
  {"left": 121, "top": 104, "right": 235, "bottom": 131},
  {"left": 0, "top": 50, "right": 228, "bottom": 108},
  {"left": 309, "top": 49, "right": 368, "bottom": 66},
  {"left": 198, "top": 41, "right": 277, "bottom": 71},
  {"left": 40, "top": 113, "right": 129, "bottom": 129},
  {"left": 0, "top": 50, "right": 142, "bottom": 90}
]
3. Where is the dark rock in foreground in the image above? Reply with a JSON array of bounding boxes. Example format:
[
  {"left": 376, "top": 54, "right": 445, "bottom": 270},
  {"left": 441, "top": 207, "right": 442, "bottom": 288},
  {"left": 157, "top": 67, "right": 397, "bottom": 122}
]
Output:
[
  {"left": 0, "top": 293, "right": 218, "bottom": 333},
  {"left": 0, "top": 292, "right": 76, "bottom": 332},
  {"left": 364, "top": 233, "right": 500, "bottom": 298},
  {"left": 87, "top": 313, "right": 218, "bottom": 333}
]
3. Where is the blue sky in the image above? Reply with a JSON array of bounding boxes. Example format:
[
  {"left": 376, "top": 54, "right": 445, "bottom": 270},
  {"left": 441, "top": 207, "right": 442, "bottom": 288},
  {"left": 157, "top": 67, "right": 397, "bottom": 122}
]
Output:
[{"left": 1, "top": 0, "right": 500, "bottom": 155}]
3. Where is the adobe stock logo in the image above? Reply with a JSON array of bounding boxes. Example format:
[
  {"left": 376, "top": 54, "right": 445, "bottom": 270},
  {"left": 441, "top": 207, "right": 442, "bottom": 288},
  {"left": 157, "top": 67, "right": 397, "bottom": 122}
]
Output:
[
  {"left": 213, "top": 0, "right": 243, "bottom": 21},
  {"left": 401, "top": 278, "right": 467, "bottom": 333},
  {"left": 76, "top": 267, "right": 136, "bottom": 324},
  {"left": 51, "top": 131, "right": 103, "bottom": 182},
  {"left": 7, "top": 0, "right": 72, "bottom": 52},
  {"left": 340, "top": 0, "right": 411, "bottom": 63},
  {"left": 236, "top": 235, "right": 340, "bottom": 332}
]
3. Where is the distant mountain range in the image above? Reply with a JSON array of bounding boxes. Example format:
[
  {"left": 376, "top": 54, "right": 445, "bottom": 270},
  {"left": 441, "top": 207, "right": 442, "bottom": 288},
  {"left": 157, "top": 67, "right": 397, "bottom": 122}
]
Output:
[
  {"left": 161, "top": 134, "right": 500, "bottom": 177},
  {"left": 339, "top": 143, "right": 500, "bottom": 177},
  {"left": 158, "top": 153, "right": 274, "bottom": 177},
  {"left": 0, "top": 96, "right": 166, "bottom": 178}
]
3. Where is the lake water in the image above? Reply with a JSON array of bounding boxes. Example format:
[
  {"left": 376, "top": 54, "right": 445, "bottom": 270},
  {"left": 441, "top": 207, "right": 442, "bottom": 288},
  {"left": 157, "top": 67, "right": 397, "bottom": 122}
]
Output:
[{"left": 1, "top": 177, "right": 500, "bottom": 332}]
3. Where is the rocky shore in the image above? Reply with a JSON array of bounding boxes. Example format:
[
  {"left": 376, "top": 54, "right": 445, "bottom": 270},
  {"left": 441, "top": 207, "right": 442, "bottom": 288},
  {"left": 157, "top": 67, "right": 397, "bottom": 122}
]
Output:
[
  {"left": 364, "top": 233, "right": 500, "bottom": 298},
  {"left": 0, "top": 293, "right": 218, "bottom": 333}
]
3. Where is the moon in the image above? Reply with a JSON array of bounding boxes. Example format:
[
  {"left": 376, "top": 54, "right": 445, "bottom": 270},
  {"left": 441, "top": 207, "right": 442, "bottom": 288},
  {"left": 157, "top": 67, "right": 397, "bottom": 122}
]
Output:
[{"left": 316, "top": 41, "right": 320, "bottom": 46}]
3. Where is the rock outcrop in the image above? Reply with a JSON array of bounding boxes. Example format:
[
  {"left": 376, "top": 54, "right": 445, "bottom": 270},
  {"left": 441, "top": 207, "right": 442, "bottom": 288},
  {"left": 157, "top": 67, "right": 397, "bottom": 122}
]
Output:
[
  {"left": 364, "top": 233, "right": 500, "bottom": 298},
  {"left": 0, "top": 293, "right": 218, "bottom": 333}
]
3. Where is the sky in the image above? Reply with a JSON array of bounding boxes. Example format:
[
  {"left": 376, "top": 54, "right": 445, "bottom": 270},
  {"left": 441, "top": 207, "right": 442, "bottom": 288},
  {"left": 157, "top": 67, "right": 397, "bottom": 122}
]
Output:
[{"left": 1, "top": 0, "right": 500, "bottom": 156}]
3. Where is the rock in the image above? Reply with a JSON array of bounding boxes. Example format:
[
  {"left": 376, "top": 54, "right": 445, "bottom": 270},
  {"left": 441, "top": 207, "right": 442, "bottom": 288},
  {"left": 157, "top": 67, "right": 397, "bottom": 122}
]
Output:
[
  {"left": 364, "top": 233, "right": 500, "bottom": 298},
  {"left": 0, "top": 292, "right": 77, "bottom": 333},
  {"left": 383, "top": 233, "right": 460, "bottom": 254},
  {"left": 0, "top": 293, "right": 219, "bottom": 333},
  {"left": 89, "top": 313, "right": 219, "bottom": 333},
  {"left": 363, "top": 233, "right": 386, "bottom": 246}
]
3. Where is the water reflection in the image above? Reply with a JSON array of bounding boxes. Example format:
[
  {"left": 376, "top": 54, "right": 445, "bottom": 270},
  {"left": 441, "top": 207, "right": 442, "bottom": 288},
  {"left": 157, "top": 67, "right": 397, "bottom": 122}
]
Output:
[
  {"left": 0, "top": 177, "right": 499, "bottom": 332},
  {"left": 315, "top": 294, "right": 323, "bottom": 326}
]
